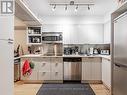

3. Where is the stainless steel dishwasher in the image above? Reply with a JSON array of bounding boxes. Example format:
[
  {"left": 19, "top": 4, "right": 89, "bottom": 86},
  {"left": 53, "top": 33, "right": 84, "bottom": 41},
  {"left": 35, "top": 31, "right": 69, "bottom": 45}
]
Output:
[{"left": 63, "top": 58, "right": 82, "bottom": 81}]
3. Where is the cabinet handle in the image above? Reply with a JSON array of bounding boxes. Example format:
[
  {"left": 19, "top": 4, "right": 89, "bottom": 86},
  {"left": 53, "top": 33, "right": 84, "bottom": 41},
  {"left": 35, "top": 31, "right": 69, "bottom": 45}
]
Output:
[
  {"left": 8, "top": 41, "right": 13, "bottom": 44},
  {"left": 42, "top": 72, "right": 46, "bottom": 75},
  {"left": 42, "top": 63, "right": 46, "bottom": 66},
  {"left": 55, "top": 63, "right": 58, "bottom": 66},
  {"left": 55, "top": 72, "right": 58, "bottom": 75}
]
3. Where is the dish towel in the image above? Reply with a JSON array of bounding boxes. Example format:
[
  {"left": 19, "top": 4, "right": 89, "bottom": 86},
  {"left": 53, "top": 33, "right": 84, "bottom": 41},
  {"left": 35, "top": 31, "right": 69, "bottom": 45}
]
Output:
[{"left": 22, "top": 60, "right": 32, "bottom": 76}]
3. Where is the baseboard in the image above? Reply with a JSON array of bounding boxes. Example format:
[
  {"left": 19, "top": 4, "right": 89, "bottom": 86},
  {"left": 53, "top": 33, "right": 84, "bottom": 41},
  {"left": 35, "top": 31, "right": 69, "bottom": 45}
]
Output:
[
  {"left": 81, "top": 80, "right": 102, "bottom": 84},
  {"left": 22, "top": 80, "right": 63, "bottom": 84},
  {"left": 102, "top": 82, "right": 111, "bottom": 94}
]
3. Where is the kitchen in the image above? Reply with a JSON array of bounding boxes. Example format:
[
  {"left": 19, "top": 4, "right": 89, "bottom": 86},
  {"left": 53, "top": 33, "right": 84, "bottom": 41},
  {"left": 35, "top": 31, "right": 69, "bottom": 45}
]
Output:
[{"left": 0, "top": 0, "right": 127, "bottom": 95}]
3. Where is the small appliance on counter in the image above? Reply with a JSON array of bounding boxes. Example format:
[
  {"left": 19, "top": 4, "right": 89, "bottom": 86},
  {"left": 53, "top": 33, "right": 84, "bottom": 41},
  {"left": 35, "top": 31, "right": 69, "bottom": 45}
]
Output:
[
  {"left": 100, "top": 49, "right": 110, "bottom": 55},
  {"left": 89, "top": 47, "right": 94, "bottom": 55},
  {"left": 93, "top": 48, "right": 99, "bottom": 55},
  {"left": 64, "top": 46, "right": 79, "bottom": 55}
]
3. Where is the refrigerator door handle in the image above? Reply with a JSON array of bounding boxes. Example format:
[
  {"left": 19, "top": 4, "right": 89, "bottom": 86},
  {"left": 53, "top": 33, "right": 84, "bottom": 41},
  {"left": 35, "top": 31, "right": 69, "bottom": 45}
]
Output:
[
  {"left": 8, "top": 41, "right": 13, "bottom": 44},
  {"left": 0, "top": 38, "right": 13, "bottom": 41},
  {"left": 115, "top": 63, "right": 127, "bottom": 69},
  {"left": 0, "top": 39, "right": 13, "bottom": 44},
  {"left": 8, "top": 38, "right": 13, "bottom": 41}
]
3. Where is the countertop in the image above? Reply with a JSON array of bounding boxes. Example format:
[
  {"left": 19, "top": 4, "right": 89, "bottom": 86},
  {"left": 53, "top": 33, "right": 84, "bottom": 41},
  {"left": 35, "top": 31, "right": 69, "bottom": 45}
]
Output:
[{"left": 21, "top": 54, "right": 111, "bottom": 60}]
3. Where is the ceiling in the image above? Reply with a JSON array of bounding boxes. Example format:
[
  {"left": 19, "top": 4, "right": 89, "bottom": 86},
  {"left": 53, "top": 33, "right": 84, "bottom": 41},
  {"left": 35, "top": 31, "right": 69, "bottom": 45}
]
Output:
[{"left": 24, "top": 0, "right": 117, "bottom": 16}]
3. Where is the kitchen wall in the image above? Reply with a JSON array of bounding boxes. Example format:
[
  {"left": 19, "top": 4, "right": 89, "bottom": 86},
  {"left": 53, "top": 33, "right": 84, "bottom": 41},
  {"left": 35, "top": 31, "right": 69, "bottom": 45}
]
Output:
[
  {"left": 103, "top": 12, "right": 113, "bottom": 44},
  {"left": 14, "top": 17, "right": 28, "bottom": 55},
  {"left": 41, "top": 16, "right": 104, "bottom": 24},
  {"left": 41, "top": 16, "right": 104, "bottom": 44},
  {"left": 104, "top": 21, "right": 111, "bottom": 43}
]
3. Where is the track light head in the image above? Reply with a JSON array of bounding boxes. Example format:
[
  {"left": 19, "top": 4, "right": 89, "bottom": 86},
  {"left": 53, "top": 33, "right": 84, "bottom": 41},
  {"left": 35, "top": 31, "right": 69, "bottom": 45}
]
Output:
[
  {"left": 65, "top": 5, "right": 67, "bottom": 11},
  {"left": 52, "top": 4, "right": 56, "bottom": 11},
  {"left": 75, "top": 5, "right": 78, "bottom": 12},
  {"left": 88, "top": 5, "right": 90, "bottom": 10}
]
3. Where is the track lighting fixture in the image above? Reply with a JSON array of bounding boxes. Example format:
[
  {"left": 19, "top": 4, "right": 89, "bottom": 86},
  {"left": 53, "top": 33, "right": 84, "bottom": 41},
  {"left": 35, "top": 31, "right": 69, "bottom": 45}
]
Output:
[
  {"left": 50, "top": 1, "right": 94, "bottom": 11},
  {"left": 52, "top": 4, "right": 56, "bottom": 11},
  {"left": 75, "top": 5, "right": 78, "bottom": 12}
]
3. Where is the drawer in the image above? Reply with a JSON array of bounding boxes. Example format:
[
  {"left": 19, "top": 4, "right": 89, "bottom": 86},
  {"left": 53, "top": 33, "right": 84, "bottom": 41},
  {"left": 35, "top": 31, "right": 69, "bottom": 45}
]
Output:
[
  {"left": 38, "top": 62, "right": 50, "bottom": 71},
  {"left": 82, "top": 57, "right": 101, "bottom": 62},
  {"left": 51, "top": 58, "right": 63, "bottom": 63},
  {"left": 38, "top": 71, "right": 50, "bottom": 80},
  {"left": 21, "top": 71, "right": 38, "bottom": 80},
  {"left": 51, "top": 62, "right": 63, "bottom": 72},
  {"left": 30, "top": 61, "right": 39, "bottom": 71},
  {"left": 51, "top": 71, "right": 63, "bottom": 80}
]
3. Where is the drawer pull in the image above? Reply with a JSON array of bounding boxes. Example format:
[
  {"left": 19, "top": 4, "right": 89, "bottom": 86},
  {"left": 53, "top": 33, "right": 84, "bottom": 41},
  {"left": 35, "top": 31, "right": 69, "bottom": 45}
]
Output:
[
  {"left": 55, "top": 63, "right": 58, "bottom": 66},
  {"left": 42, "top": 63, "right": 46, "bottom": 66},
  {"left": 42, "top": 72, "right": 46, "bottom": 75},
  {"left": 55, "top": 72, "right": 58, "bottom": 75}
]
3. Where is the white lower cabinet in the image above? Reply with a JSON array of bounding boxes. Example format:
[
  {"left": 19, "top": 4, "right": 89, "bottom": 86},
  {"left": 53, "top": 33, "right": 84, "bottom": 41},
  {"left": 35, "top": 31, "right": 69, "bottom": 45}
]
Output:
[
  {"left": 102, "top": 58, "right": 111, "bottom": 89},
  {"left": 38, "top": 58, "right": 50, "bottom": 72},
  {"left": 38, "top": 71, "right": 50, "bottom": 80},
  {"left": 50, "top": 58, "right": 63, "bottom": 80},
  {"left": 21, "top": 57, "right": 63, "bottom": 81},
  {"left": 21, "top": 59, "right": 38, "bottom": 80},
  {"left": 82, "top": 57, "right": 102, "bottom": 82}
]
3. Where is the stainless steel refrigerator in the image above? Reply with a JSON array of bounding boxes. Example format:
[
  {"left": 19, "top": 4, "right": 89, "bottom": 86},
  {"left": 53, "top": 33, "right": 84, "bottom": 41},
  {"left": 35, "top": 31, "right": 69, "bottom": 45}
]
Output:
[{"left": 113, "top": 12, "right": 127, "bottom": 95}]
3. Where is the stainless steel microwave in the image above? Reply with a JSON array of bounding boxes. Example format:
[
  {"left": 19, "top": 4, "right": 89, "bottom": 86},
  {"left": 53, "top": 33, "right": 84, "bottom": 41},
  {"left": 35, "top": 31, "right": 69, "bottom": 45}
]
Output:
[{"left": 42, "top": 32, "right": 63, "bottom": 43}]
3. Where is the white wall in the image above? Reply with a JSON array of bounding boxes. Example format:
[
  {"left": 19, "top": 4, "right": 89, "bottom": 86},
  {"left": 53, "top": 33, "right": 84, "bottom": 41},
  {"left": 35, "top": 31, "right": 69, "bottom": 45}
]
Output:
[
  {"left": 41, "top": 16, "right": 104, "bottom": 44},
  {"left": 41, "top": 16, "right": 104, "bottom": 24},
  {"left": 14, "top": 17, "right": 28, "bottom": 55},
  {"left": 103, "top": 12, "right": 112, "bottom": 44},
  {"left": 104, "top": 21, "right": 111, "bottom": 43}
]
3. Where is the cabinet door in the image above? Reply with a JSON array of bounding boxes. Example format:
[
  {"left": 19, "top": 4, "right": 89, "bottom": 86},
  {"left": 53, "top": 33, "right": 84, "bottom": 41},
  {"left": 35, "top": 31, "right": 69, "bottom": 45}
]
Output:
[
  {"left": 91, "top": 58, "right": 102, "bottom": 80},
  {"left": 82, "top": 58, "right": 91, "bottom": 80},
  {"left": 38, "top": 71, "right": 50, "bottom": 80},
  {"left": 82, "top": 58, "right": 101, "bottom": 81},
  {"left": 102, "top": 58, "right": 106, "bottom": 83},
  {"left": 51, "top": 72, "right": 63, "bottom": 80},
  {"left": 21, "top": 60, "right": 38, "bottom": 80},
  {"left": 38, "top": 58, "right": 50, "bottom": 72},
  {"left": 102, "top": 58, "right": 111, "bottom": 88},
  {"left": 51, "top": 58, "right": 63, "bottom": 80}
]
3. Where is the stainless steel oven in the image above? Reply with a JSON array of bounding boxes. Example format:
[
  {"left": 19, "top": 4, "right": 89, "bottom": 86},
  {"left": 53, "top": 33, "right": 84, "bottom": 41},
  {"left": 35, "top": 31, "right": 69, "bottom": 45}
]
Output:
[
  {"left": 42, "top": 32, "right": 62, "bottom": 43},
  {"left": 14, "top": 57, "right": 20, "bottom": 82}
]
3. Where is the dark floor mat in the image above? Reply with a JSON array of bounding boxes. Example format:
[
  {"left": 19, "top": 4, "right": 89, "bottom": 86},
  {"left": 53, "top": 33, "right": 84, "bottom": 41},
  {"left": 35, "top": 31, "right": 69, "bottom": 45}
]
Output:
[{"left": 36, "top": 83, "right": 95, "bottom": 95}]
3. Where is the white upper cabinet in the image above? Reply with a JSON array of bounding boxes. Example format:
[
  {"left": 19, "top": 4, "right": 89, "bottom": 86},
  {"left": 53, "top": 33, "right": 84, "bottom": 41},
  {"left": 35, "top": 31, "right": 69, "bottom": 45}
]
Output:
[
  {"left": 42, "top": 24, "right": 63, "bottom": 32},
  {"left": 104, "top": 22, "right": 111, "bottom": 43},
  {"left": 42, "top": 24, "right": 104, "bottom": 44},
  {"left": 76, "top": 24, "right": 104, "bottom": 44}
]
